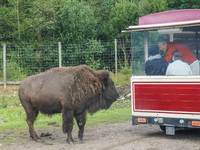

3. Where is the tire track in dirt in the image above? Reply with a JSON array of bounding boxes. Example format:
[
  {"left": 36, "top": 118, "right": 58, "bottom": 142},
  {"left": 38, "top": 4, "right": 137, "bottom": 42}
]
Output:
[{"left": 99, "top": 136, "right": 149, "bottom": 150}]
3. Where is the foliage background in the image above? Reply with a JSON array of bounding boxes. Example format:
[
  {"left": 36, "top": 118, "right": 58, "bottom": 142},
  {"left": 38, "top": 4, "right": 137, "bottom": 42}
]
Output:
[
  {"left": 0, "top": 0, "right": 200, "bottom": 81},
  {"left": 0, "top": 0, "right": 199, "bottom": 43}
]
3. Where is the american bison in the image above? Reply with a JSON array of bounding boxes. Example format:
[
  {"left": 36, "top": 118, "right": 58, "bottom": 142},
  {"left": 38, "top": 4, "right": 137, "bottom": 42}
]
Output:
[{"left": 18, "top": 65, "right": 119, "bottom": 143}]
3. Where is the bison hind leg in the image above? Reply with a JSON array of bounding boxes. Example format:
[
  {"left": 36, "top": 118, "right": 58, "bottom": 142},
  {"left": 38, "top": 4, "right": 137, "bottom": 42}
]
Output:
[{"left": 25, "top": 105, "right": 40, "bottom": 141}]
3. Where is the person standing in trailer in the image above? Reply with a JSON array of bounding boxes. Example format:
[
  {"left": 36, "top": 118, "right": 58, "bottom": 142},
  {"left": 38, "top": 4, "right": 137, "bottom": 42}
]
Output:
[{"left": 158, "top": 39, "right": 199, "bottom": 75}]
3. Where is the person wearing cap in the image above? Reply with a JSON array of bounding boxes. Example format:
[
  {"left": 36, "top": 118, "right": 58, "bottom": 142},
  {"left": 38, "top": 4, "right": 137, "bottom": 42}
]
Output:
[
  {"left": 158, "top": 39, "right": 199, "bottom": 75},
  {"left": 145, "top": 45, "right": 168, "bottom": 75},
  {"left": 166, "top": 50, "right": 193, "bottom": 76}
]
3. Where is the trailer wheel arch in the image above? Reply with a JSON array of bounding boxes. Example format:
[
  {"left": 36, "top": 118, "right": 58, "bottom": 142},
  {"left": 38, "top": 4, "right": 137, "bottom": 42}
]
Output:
[{"left": 160, "top": 126, "right": 166, "bottom": 132}]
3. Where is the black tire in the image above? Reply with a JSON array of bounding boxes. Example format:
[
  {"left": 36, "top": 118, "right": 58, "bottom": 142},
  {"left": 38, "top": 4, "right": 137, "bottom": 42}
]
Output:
[{"left": 160, "top": 125, "right": 166, "bottom": 132}]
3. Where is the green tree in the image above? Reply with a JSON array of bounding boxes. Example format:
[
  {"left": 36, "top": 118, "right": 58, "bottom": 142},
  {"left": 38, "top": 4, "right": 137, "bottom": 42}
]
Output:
[
  {"left": 0, "top": 6, "right": 16, "bottom": 42},
  {"left": 138, "top": 0, "right": 168, "bottom": 17},
  {"left": 167, "top": 0, "right": 200, "bottom": 9},
  {"left": 27, "top": 0, "right": 59, "bottom": 42},
  {"left": 0, "top": 0, "right": 9, "bottom": 6},
  {"left": 104, "top": 2, "right": 139, "bottom": 68},
  {"left": 0, "top": 0, "right": 35, "bottom": 42},
  {"left": 59, "top": 1, "right": 97, "bottom": 43},
  {"left": 104, "top": 2, "right": 139, "bottom": 40},
  {"left": 87, "top": 0, "right": 115, "bottom": 40}
]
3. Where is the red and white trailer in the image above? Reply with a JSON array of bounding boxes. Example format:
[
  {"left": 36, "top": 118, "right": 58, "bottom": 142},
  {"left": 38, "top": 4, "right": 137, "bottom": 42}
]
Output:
[{"left": 125, "top": 9, "right": 200, "bottom": 135}]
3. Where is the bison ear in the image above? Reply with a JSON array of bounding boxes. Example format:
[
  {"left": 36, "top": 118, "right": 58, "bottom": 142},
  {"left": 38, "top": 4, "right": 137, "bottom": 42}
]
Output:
[{"left": 97, "top": 70, "right": 110, "bottom": 81}]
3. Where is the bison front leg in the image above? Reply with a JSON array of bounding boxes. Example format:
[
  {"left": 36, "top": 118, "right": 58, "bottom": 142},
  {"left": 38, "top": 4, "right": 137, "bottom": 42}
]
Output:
[
  {"left": 75, "top": 110, "right": 86, "bottom": 141},
  {"left": 62, "top": 110, "right": 74, "bottom": 143}
]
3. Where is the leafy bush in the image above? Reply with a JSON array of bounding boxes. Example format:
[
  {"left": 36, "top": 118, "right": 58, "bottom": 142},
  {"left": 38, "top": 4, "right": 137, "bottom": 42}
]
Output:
[
  {"left": 119, "top": 67, "right": 131, "bottom": 74},
  {"left": 6, "top": 62, "right": 27, "bottom": 81},
  {"left": 111, "top": 68, "right": 131, "bottom": 86},
  {"left": 62, "top": 39, "right": 109, "bottom": 70},
  {"left": 85, "top": 40, "right": 106, "bottom": 70}
]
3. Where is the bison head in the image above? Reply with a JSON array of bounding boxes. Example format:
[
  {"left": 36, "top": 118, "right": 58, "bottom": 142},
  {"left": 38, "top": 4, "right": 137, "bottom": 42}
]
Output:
[{"left": 97, "top": 70, "right": 119, "bottom": 110}]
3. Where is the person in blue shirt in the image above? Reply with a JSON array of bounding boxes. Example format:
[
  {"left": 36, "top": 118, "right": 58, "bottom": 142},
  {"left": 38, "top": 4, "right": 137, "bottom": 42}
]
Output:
[{"left": 145, "top": 45, "right": 168, "bottom": 75}]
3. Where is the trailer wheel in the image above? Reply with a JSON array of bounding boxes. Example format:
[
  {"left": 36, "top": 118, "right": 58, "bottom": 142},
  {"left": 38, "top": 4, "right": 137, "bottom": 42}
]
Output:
[{"left": 160, "top": 126, "right": 166, "bottom": 132}]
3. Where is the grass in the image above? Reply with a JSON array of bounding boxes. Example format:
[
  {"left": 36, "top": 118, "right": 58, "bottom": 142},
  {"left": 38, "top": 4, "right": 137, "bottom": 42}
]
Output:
[
  {"left": 87, "top": 107, "right": 131, "bottom": 126},
  {"left": 111, "top": 69, "right": 132, "bottom": 86}
]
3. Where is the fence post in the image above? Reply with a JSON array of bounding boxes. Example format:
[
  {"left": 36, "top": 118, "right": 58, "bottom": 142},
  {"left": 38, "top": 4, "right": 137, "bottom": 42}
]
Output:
[
  {"left": 115, "top": 39, "right": 118, "bottom": 83},
  {"left": 3, "top": 43, "right": 6, "bottom": 89},
  {"left": 58, "top": 42, "right": 62, "bottom": 67}
]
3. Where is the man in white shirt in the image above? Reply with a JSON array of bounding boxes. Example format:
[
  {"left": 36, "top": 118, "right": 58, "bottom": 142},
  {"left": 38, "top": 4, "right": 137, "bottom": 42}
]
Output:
[{"left": 166, "top": 50, "right": 193, "bottom": 76}]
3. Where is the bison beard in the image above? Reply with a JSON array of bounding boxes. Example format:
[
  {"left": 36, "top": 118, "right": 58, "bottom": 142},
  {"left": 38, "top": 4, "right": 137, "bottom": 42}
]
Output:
[{"left": 18, "top": 65, "right": 118, "bottom": 143}]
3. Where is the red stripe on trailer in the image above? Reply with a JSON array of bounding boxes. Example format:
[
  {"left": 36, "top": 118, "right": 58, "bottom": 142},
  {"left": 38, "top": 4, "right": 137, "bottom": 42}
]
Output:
[{"left": 132, "top": 82, "right": 200, "bottom": 114}]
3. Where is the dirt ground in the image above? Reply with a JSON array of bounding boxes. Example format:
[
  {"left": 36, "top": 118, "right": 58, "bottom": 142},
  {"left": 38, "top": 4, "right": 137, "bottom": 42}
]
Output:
[
  {"left": 1, "top": 85, "right": 200, "bottom": 150},
  {"left": 1, "top": 121, "right": 200, "bottom": 150}
]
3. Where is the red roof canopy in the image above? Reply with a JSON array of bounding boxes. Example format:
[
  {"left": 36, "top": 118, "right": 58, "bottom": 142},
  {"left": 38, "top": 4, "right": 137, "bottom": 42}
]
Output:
[{"left": 126, "top": 9, "right": 200, "bottom": 31}]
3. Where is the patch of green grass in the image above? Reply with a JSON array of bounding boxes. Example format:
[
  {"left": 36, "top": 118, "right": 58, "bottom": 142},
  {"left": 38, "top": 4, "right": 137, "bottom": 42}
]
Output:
[
  {"left": 0, "top": 95, "right": 21, "bottom": 109},
  {"left": 0, "top": 106, "right": 63, "bottom": 132},
  {"left": 1, "top": 134, "right": 26, "bottom": 145},
  {"left": 111, "top": 72, "right": 131, "bottom": 86},
  {"left": 87, "top": 107, "right": 131, "bottom": 126}
]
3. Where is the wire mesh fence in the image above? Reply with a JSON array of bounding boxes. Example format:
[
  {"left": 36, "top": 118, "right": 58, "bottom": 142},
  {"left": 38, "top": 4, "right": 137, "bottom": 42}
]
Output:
[{"left": 0, "top": 39, "right": 131, "bottom": 84}]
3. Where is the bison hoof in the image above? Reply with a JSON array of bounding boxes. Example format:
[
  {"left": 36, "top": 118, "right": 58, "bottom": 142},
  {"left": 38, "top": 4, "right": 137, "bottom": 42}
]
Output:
[
  {"left": 78, "top": 134, "right": 83, "bottom": 141},
  {"left": 67, "top": 138, "right": 74, "bottom": 144},
  {"left": 32, "top": 136, "right": 40, "bottom": 142}
]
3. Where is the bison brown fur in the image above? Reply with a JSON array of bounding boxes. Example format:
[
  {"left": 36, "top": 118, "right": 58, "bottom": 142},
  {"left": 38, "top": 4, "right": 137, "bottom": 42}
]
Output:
[{"left": 18, "top": 65, "right": 119, "bottom": 143}]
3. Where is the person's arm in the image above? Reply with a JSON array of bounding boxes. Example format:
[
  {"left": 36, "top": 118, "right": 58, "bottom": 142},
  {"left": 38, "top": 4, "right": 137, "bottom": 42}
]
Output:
[
  {"left": 165, "top": 49, "right": 174, "bottom": 63},
  {"left": 165, "top": 43, "right": 178, "bottom": 63}
]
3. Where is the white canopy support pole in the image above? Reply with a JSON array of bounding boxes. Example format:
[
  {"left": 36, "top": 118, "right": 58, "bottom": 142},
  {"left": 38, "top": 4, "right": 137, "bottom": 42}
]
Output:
[
  {"left": 144, "top": 31, "right": 148, "bottom": 61},
  {"left": 169, "top": 33, "right": 174, "bottom": 42}
]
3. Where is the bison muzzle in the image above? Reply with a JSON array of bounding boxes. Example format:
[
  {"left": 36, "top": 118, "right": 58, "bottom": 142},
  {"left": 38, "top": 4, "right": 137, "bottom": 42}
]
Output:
[{"left": 18, "top": 65, "right": 119, "bottom": 143}]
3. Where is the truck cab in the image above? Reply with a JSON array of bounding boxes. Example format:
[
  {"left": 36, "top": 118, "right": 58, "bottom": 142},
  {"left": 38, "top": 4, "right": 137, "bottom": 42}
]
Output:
[{"left": 126, "top": 9, "right": 200, "bottom": 135}]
